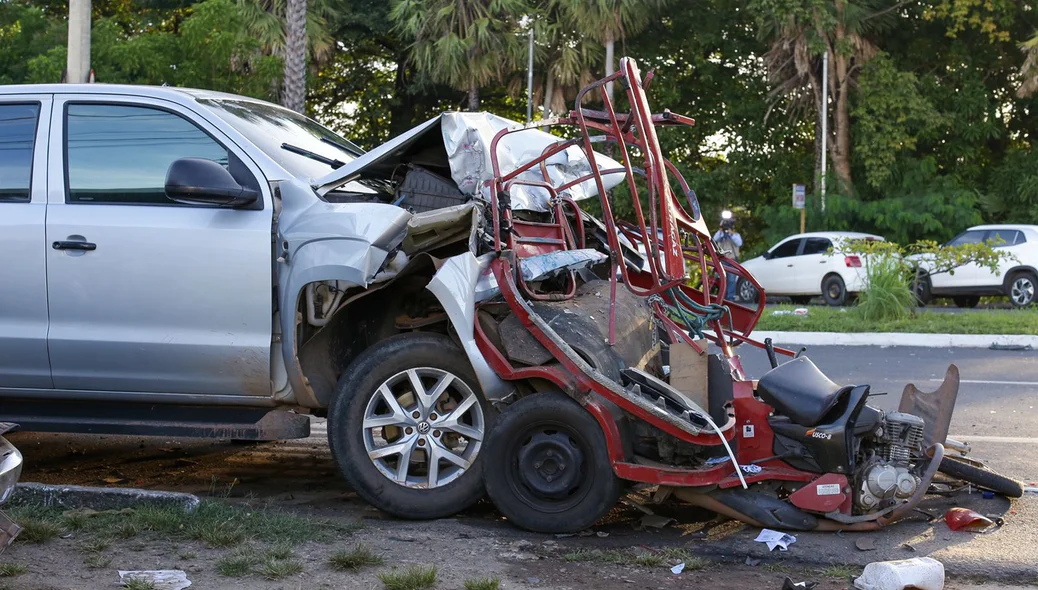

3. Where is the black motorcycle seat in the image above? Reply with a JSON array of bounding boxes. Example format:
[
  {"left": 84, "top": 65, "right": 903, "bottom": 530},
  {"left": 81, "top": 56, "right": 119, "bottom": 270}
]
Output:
[{"left": 756, "top": 356, "right": 846, "bottom": 427}]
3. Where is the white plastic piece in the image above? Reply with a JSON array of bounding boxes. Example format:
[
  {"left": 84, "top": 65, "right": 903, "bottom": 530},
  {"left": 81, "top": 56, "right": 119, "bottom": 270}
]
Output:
[
  {"left": 119, "top": 570, "right": 191, "bottom": 590},
  {"left": 703, "top": 411, "right": 748, "bottom": 489},
  {"left": 671, "top": 563, "right": 685, "bottom": 574},
  {"left": 754, "top": 528, "right": 796, "bottom": 552},
  {"left": 853, "top": 557, "right": 945, "bottom": 590}
]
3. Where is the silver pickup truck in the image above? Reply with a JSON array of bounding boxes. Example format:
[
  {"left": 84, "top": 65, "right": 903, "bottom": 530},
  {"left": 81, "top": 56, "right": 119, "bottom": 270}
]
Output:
[{"left": 0, "top": 84, "right": 542, "bottom": 519}]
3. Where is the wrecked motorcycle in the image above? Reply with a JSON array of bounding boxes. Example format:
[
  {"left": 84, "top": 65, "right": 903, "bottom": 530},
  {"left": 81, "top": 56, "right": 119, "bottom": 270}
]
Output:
[{"left": 456, "top": 57, "right": 1025, "bottom": 533}]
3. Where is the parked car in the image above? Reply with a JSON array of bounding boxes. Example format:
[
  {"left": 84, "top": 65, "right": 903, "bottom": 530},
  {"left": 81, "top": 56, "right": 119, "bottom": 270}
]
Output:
[
  {"left": 737, "top": 231, "right": 884, "bottom": 306},
  {"left": 912, "top": 224, "right": 1038, "bottom": 308}
]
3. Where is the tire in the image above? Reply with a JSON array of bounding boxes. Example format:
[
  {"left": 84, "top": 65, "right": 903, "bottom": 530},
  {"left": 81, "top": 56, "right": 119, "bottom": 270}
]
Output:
[
  {"left": 483, "top": 393, "right": 623, "bottom": 533},
  {"left": 913, "top": 274, "right": 933, "bottom": 305},
  {"left": 328, "top": 332, "right": 493, "bottom": 520},
  {"left": 737, "top": 278, "right": 759, "bottom": 304},
  {"left": 953, "top": 296, "right": 980, "bottom": 309},
  {"left": 938, "top": 456, "right": 1023, "bottom": 498},
  {"left": 789, "top": 296, "right": 813, "bottom": 305},
  {"left": 1008, "top": 271, "right": 1037, "bottom": 308},
  {"left": 821, "top": 274, "right": 847, "bottom": 306}
]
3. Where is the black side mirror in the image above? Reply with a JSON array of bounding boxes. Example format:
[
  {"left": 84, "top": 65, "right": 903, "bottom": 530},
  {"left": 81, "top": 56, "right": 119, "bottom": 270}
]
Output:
[
  {"left": 762, "top": 251, "right": 773, "bottom": 260},
  {"left": 165, "top": 158, "right": 258, "bottom": 208}
]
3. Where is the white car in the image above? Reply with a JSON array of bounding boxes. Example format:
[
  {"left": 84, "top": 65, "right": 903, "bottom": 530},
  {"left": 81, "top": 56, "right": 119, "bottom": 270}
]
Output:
[
  {"left": 737, "top": 232, "right": 884, "bottom": 306},
  {"left": 914, "top": 224, "right": 1038, "bottom": 308}
]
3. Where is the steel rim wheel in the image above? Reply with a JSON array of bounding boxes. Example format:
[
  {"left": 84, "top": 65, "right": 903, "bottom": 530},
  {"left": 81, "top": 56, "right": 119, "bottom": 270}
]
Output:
[
  {"left": 362, "top": 367, "right": 484, "bottom": 489},
  {"left": 827, "top": 281, "right": 843, "bottom": 300},
  {"left": 1011, "top": 276, "right": 1034, "bottom": 306},
  {"left": 505, "top": 423, "right": 593, "bottom": 513}
]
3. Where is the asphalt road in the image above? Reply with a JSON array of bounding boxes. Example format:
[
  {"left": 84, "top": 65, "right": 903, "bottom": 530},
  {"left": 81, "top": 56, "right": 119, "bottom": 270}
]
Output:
[{"left": 10, "top": 345, "right": 1038, "bottom": 583}]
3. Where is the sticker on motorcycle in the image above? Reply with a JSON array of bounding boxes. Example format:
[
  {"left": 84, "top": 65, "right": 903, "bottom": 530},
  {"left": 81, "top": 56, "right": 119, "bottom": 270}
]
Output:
[
  {"left": 816, "top": 483, "right": 842, "bottom": 496},
  {"left": 807, "top": 429, "right": 832, "bottom": 440},
  {"left": 743, "top": 424, "right": 755, "bottom": 438}
]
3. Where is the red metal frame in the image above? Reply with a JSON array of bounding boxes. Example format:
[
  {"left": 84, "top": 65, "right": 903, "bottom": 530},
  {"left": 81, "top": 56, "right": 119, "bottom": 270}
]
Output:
[{"left": 477, "top": 57, "right": 809, "bottom": 488}]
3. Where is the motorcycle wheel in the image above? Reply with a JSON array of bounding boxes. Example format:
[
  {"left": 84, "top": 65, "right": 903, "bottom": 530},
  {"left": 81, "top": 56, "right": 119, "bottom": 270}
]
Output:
[
  {"left": 938, "top": 456, "right": 1023, "bottom": 498},
  {"left": 483, "top": 392, "right": 622, "bottom": 533}
]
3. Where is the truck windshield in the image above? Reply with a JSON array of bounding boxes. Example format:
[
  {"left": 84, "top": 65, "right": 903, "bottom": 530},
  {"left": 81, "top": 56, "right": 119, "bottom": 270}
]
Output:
[{"left": 198, "top": 98, "right": 363, "bottom": 181}]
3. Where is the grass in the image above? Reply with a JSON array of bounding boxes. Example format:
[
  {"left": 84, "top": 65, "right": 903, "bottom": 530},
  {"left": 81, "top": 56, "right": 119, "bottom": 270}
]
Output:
[
  {"left": 561, "top": 547, "right": 706, "bottom": 570},
  {"left": 0, "top": 563, "right": 26, "bottom": 577},
  {"left": 122, "top": 578, "right": 157, "bottom": 590},
  {"left": 8, "top": 500, "right": 359, "bottom": 550},
  {"left": 259, "top": 556, "right": 303, "bottom": 580},
  {"left": 764, "top": 562, "right": 794, "bottom": 574},
  {"left": 378, "top": 565, "right": 438, "bottom": 590},
  {"left": 820, "top": 564, "right": 859, "bottom": 579},
  {"left": 329, "top": 544, "right": 385, "bottom": 571},
  {"left": 216, "top": 546, "right": 260, "bottom": 577},
  {"left": 464, "top": 577, "right": 501, "bottom": 590},
  {"left": 84, "top": 552, "right": 113, "bottom": 569},
  {"left": 756, "top": 303, "right": 1038, "bottom": 334}
]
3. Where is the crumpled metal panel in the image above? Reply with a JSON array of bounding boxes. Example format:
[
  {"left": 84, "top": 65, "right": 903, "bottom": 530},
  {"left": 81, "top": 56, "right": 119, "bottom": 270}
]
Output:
[
  {"left": 899, "top": 364, "right": 960, "bottom": 448},
  {"left": 441, "top": 112, "right": 625, "bottom": 212}
]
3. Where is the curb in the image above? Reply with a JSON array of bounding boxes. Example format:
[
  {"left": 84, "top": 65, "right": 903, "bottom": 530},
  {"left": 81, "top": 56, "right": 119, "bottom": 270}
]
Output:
[
  {"left": 749, "top": 331, "right": 1038, "bottom": 349},
  {"left": 10, "top": 483, "right": 200, "bottom": 513}
]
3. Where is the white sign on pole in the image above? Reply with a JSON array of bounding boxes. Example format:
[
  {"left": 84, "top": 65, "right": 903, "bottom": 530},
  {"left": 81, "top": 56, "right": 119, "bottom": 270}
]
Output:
[{"left": 792, "top": 184, "right": 806, "bottom": 210}]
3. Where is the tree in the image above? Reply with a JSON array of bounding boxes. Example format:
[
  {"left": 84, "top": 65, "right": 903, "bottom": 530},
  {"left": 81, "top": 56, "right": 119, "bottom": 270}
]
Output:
[
  {"left": 390, "top": 0, "right": 529, "bottom": 111},
  {"left": 236, "top": 0, "right": 335, "bottom": 111},
  {"left": 752, "top": 0, "right": 906, "bottom": 192},
  {"left": 559, "top": 0, "right": 667, "bottom": 101}
]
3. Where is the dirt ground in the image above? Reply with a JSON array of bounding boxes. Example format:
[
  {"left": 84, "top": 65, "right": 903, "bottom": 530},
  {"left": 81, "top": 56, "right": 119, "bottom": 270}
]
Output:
[{"left": 2, "top": 420, "right": 1034, "bottom": 590}]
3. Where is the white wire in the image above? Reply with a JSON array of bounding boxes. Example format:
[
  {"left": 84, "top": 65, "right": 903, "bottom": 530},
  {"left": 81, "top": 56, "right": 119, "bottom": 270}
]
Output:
[{"left": 703, "top": 413, "right": 748, "bottom": 489}]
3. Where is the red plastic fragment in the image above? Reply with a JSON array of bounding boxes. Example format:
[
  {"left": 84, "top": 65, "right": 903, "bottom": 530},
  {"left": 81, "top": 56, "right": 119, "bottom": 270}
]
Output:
[{"left": 944, "top": 507, "right": 994, "bottom": 531}]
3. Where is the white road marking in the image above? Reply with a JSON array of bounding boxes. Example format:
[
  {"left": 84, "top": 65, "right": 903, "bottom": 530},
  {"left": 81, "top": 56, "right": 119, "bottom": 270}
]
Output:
[
  {"left": 949, "top": 435, "right": 1038, "bottom": 444},
  {"left": 930, "top": 378, "right": 1038, "bottom": 386}
]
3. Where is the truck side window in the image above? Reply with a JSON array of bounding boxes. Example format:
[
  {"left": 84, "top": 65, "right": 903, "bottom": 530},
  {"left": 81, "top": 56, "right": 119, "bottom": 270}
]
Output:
[
  {"left": 65, "top": 104, "right": 231, "bottom": 205},
  {"left": 0, "top": 103, "right": 40, "bottom": 203}
]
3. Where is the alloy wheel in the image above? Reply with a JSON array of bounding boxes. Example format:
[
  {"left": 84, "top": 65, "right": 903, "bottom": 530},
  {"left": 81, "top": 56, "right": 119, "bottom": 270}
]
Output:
[
  {"left": 1012, "top": 276, "right": 1035, "bottom": 306},
  {"left": 362, "top": 367, "right": 484, "bottom": 489}
]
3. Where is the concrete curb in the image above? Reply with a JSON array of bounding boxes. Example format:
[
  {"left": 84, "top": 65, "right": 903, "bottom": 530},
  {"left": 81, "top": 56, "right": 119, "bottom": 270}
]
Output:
[
  {"left": 750, "top": 331, "right": 1038, "bottom": 349},
  {"left": 10, "top": 483, "right": 200, "bottom": 513}
]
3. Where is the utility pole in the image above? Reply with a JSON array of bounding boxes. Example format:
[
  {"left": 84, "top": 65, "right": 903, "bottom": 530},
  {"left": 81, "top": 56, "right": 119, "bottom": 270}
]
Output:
[
  {"left": 526, "top": 27, "right": 535, "bottom": 123},
  {"left": 820, "top": 49, "right": 828, "bottom": 213},
  {"left": 66, "top": 0, "right": 91, "bottom": 83}
]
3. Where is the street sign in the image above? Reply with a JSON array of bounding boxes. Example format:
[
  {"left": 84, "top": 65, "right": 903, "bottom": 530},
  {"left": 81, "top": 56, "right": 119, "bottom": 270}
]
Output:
[{"left": 792, "top": 184, "right": 806, "bottom": 210}]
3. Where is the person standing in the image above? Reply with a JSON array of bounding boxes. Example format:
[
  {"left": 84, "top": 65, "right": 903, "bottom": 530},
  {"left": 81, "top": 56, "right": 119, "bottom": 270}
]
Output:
[{"left": 713, "top": 211, "right": 742, "bottom": 300}]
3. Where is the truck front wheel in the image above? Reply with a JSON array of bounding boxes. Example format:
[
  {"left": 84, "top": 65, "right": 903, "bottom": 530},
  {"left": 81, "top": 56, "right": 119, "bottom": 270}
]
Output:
[{"left": 328, "top": 332, "right": 493, "bottom": 519}]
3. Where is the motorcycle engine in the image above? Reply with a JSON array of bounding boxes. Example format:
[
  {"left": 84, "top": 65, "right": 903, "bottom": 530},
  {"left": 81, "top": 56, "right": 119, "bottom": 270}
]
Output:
[{"left": 856, "top": 412, "right": 926, "bottom": 511}]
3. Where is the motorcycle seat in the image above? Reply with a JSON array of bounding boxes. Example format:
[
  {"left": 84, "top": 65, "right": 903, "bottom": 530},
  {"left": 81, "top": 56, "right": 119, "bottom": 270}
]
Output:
[{"left": 756, "top": 356, "right": 846, "bottom": 427}]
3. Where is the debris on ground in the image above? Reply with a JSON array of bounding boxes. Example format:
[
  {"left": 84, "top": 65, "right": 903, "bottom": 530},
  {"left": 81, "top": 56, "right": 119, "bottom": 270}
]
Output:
[
  {"left": 118, "top": 570, "right": 191, "bottom": 590},
  {"left": 855, "top": 537, "right": 876, "bottom": 551},
  {"left": 782, "top": 577, "right": 817, "bottom": 589},
  {"left": 671, "top": 562, "right": 685, "bottom": 574},
  {"left": 754, "top": 529, "right": 796, "bottom": 552},
  {"left": 853, "top": 557, "right": 944, "bottom": 590},
  {"left": 944, "top": 507, "right": 997, "bottom": 532},
  {"left": 639, "top": 514, "right": 675, "bottom": 529},
  {"left": 744, "top": 556, "right": 761, "bottom": 566}
]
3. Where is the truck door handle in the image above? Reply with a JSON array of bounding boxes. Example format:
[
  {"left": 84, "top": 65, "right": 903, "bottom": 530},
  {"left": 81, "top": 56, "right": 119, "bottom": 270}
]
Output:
[{"left": 52, "top": 240, "right": 96, "bottom": 251}]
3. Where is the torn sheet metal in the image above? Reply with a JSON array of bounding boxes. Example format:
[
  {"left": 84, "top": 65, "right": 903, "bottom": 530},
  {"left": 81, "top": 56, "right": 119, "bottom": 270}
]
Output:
[
  {"left": 441, "top": 112, "right": 625, "bottom": 211},
  {"left": 426, "top": 252, "right": 514, "bottom": 401},
  {"left": 313, "top": 113, "right": 626, "bottom": 212},
  {"left": 518, "top": 249, "right": 608, "bottom": 282}
]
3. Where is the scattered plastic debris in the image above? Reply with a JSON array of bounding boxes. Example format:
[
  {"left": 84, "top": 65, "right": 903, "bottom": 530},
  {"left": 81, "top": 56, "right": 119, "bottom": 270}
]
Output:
[
  {"left": 754, "top": 529, "right": 796, "bottom": 552},
  {"left": 1023, "top": 486, "right": 1038, "bottom": 495},
  {"left": 119, "top": 570, "right": 191, "bottom": 590},
  {"left": 741, "top": 464, "right": 763, "bottom": 474},
  {"left": 671, "top": 563, "right": 685, "bottom": 574},
  {"left": 771, "top": 308, "right": 809, "bottom": 317},
  {"left": 981, "top": 491, "right": 994, "bottom": 499},
  {"left": 944, "top": 507, "right": 996, "bottom": 532},
  {"left": 855, "top": 537, "right": 876, "bottom": 551},
  {"left": 640, "top": 514, "right": 676, "bottom": 529},
  {"left": 745, "top": 556, "right": 761, "bottom": 566},
  {"left": 596, "top": 531, "right": 609, "bottom": 538},
  {"left": 782, "top": 577, "right": 817, "bottom": 589},
  {"left": 853, "top": 557, "right": 944, "bottom": 590},
  {"left": 706, "top": 456, "right": 730, "bottom": 465}
]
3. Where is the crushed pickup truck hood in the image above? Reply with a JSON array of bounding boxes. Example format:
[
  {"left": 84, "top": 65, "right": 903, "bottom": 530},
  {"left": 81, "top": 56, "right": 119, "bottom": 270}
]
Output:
[{"left": 313, "top": 112, "right": 625, "bottom": 212}]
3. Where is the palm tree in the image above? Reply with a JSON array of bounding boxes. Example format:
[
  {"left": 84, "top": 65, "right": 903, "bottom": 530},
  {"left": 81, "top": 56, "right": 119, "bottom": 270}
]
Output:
[
  {"left": 532, "top": 1, "right": 602, "bottom": 117},
  {"left": 236, "top": 0, "right": 335, "bottom": 112},
  {"left": 391, "top": 0, "right": 529, "bottom": 111},
  {"left": 558, "top": 0, "right": 668, "bottom": 101},
  {"left": 757, "top": 0, "right": 903, "bottom": 192},
  {"left": 1017, "top": 32, "right": 1038, "bottom": 98}
]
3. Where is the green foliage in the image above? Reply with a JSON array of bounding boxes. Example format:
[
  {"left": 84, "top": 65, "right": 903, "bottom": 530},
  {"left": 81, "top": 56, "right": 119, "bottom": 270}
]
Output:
[
  {"left": 852, "top": 53, "right": 945, "bottom": 189},
  {"left": 758, "top": 303, "right": 1038, "bottom": 334},
  {"left": 378, "top": 565, "right": 438, "bottom": 590}
]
